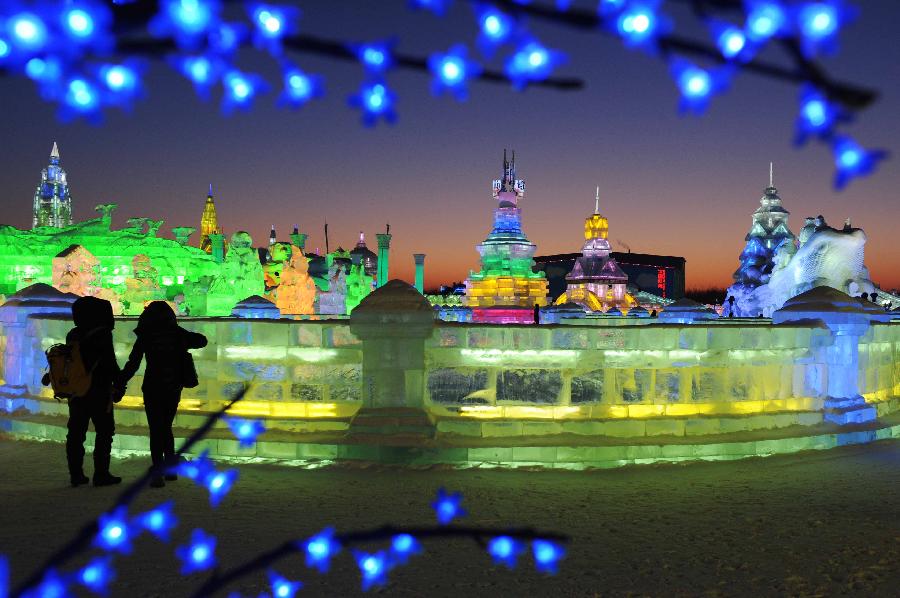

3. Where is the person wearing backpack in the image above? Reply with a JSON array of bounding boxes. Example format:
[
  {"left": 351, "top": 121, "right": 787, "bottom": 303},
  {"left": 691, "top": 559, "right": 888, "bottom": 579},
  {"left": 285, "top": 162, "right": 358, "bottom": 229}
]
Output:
[
  {"left": 49, "top": 296, "right": 124, "bottom": 487},
  {"left": 116, "top": 301, "right": 207, "bottom": 488}
]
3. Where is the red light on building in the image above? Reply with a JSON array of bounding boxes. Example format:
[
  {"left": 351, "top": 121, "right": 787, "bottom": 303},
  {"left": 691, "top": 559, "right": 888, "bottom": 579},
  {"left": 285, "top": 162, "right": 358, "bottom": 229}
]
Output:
[{"left": 657, "top": 268, "right": 667, "bottom": 298}]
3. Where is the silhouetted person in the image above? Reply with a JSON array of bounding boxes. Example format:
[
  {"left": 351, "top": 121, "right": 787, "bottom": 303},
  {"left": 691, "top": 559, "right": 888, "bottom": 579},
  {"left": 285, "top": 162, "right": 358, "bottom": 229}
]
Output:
[
  {"left": 60, "top": 297, "right": 122, "bottom": 487},
  {"left": 727, "top": 296, "right": 736, "bottom": 318},
  {"left": 860, "top": 292, "right": 869, "bottom": 301},
  {"left": 118, "top": 302, "right": 207, "bottom": 487},
  {"left": 871, "top": 292, "right": 878, "bottom": 305},
  {"left": 533, "top": 304, "right": 541, "bottom": 325}
]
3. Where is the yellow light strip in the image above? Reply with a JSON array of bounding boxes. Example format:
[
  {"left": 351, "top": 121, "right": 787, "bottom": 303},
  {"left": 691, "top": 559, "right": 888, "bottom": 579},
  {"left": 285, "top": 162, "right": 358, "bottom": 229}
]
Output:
[{"left": 455, "top": 397, "right": 823, "bottom": 419}]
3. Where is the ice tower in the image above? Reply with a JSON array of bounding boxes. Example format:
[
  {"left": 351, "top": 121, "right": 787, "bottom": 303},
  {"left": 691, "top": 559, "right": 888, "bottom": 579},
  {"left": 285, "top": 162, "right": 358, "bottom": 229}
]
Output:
[
  {"left": 32, "top": 142, "right": 73, "bottom": 229},
  {"left": 555, "top": 187, "right": 633, "bottom": 312},
  {"left": 732, "top": 164, "right": 795, "bottom": 288},
  {"left": 465, "top": 150, "right": 549, "bottom": 322},
  {"left": 199, "top": 184, "right": 221, "bottom": 254}
]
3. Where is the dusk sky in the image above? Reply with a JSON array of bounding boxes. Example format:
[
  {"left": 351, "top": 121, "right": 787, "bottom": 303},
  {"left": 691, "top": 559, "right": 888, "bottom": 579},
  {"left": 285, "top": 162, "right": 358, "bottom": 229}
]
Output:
[{"left": 1, "top": 0, "right": 897, "bottom": 290}]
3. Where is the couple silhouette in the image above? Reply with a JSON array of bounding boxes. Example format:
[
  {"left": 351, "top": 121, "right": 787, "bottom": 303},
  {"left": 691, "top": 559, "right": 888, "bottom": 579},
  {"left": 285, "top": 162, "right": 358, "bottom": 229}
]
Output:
[{"left": 56, "top": 297, "right": 206, "bottom": 488}]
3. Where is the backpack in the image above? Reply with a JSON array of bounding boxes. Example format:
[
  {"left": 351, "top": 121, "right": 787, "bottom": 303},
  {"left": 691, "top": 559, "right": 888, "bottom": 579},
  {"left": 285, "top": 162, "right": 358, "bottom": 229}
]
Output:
[{"left": 45, "top": 326, "right": 106, "bottom": 400}]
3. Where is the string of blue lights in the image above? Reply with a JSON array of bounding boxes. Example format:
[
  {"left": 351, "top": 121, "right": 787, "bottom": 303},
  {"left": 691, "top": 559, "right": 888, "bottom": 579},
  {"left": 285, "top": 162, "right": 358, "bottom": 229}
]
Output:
[{"left": 0, "top": 1, "right": 887, "bottom": 186}]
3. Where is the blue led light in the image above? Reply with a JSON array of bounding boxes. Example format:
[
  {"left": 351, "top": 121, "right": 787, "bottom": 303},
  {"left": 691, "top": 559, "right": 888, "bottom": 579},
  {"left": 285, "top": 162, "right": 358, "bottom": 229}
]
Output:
[
  {"left": 431, "top": 487, "right": 466, "bottom": 525},
  {"left": 680, "top": 67, "right": 711, "bottom": 99},
  {"left": 210, "top": 22, "right": 245, "bottom": 54},
  {"left": 794, "top": 86, "right": 840, "bottom": 144},
  {"left": 355, "top": 551, "right": 388, "bottom": 591},
  {"left": 389, "top": 533, "right": 422, "bottom": 565},
  {"left": 95, "top": 507, "right": 133, "bottom": 554},
  {"left": 226, "top": 417, "right": 266, "bottom": 447},
  {"left": 173, "top": 450, "right": 215, "bottom": 481},
  {"left": 800, "top": 3, "right": 837, "bottom": 39},
  {"left": 616, "top": 3, "right": 660, "bottom": 46},
  {"left": 479, "top": 8, "right": 512, "bottom": 43},
  {"left": 151, "top": 0, "right": 221, "bottom": 46},
  {"left": 745, "top": 1, "right": 785, "bottom": 41},
  {"left": 504, "top": 41, "right": 564, "bottom": 89},
  {"left": 487, "top": 536, "right": 525, "bottom": 568},
  {"left": 27, "top": 570, "right": 68, "bottom": 598},
  {"left": 348, "top": 81, "right": 397, "bottom": 126},
  {"left": 531, "top": 539, "right": 565, "bottom": 574},
  {"left": 9, "top": 12, "right": 48, "bottom": 50},
  {"left": 137, "top": 501, "right": 178, "bottom": 541},
  {"left": 269, "top": 570, "right": 303, "bottom": 598},
  {"left": 716, "top": 25, "right": 747, "bottom": 59},
  {"left": 101, "top": 64, "right": 137, "bottom": 92},
  {"left": 831, "top": 136, "right": 887, "bottom": 190},
  {"left": 77, "top": 556, "right": 115, "bottom": 594},
  {"left": 177, "top": 529, "right": 217, "bottom": 574},
  {"left": 280, "top": 66, "right": 323, "bottom": 108},
  {"left": 0, "top": 38, "right": 9, "bottom": 59},
  {"left": 670, "top": 59, "right": 725, "bottom": 115},
  {"left": 221, "top": 70, "right": 268, "bottom": 112},
  {"left": 355, "top": 42, "right": 393, "bottom": 73},
  {"left": 429, "top": 45, "right": 480, "bottom": 101},
  {"left": 65, "top": 9, "right": 94, "bottom": 37},
  {"left": 302, "top": 527, "right": 340, "bottom": 573},
  {"left": 204, "top": 467, "right": 238, "bottom": 506}
]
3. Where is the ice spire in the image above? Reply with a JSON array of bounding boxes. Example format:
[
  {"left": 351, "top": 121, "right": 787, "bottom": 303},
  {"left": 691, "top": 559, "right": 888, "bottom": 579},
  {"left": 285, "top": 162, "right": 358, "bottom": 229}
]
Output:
[
  {"left": 50, "top": 141, "right": 59, "bottom": 161},
  {"left": 357, "top": 230, "right": 366, "bottom": 247},
  {"left": 594, "top": 186, "right": 600, "bottom": 214},
  {"left": 769, "top": 162, "right": 774, "bottom": 188},
  {"left": 208, "top": 182, "right": 213, "bottom": 197}
]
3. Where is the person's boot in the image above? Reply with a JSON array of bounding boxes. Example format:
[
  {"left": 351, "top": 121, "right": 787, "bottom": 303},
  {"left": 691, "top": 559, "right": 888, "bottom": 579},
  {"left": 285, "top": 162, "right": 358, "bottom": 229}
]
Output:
[
  {"left": 93, "top": 473, "right": 123, "bottom": 487},
  {"left": 93, "top": 453, "right": 121, "bottom": 486},
  {"left": 70, "top": 473, "right": 90, "bottom": 487},
  {"left": 149, "top": 474, "right": 166, "bottom": 488}
]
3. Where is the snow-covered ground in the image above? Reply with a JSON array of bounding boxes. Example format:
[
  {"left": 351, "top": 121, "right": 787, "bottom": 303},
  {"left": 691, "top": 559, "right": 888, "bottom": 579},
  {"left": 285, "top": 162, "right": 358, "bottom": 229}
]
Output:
[{"left": 1, "top": 436, "right": 898, "bottom": 597}]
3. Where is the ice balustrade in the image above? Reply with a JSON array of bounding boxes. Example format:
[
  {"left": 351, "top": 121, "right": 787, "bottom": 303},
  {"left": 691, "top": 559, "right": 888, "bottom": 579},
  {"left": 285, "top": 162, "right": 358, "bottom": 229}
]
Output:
[
  {"left": 1, "top": 303, "right": 898, "bottom": 434},
  {"left": 21, "top": 316, "right": 364, "bottom": 420},
  {"left": 423, "top": 320, "right": 899, "bottom": 421}
]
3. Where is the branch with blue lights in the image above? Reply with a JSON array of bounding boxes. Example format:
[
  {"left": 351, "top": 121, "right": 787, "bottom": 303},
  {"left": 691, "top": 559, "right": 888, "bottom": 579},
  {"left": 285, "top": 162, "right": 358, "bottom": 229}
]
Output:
[
  {"left": 0, "top": 0, "right": 886, "bottom": 188},
  {"left": 3, "top": 386, "right": 567, "bottom": 597}
]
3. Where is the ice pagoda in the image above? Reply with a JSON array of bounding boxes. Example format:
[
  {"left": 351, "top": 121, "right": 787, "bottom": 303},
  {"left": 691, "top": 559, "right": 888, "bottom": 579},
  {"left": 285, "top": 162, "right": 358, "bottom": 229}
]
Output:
[
  {"left": 32, "top": 142, "right": 73, "bottom": 229},
  {"left": 554, "top": 187, "right": 634, "bottom": 312},
  {"left": 465, "top": 150, "right": 549, "bottom": 323}
]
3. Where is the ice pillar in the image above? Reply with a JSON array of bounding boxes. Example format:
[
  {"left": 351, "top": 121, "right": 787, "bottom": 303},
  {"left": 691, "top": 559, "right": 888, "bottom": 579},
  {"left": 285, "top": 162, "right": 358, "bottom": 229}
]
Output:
[
  {"left": 376, "top": 233, "right": 392, "bottom": 288},
  {"left": 413, "top": 253, "right": 425, "bottom": 294},
  {"left": 290, "top": 230, "right": 308, "bottom": 252},
  {"left": 209, "top": 233, "right": 225, "bottom": 264}
]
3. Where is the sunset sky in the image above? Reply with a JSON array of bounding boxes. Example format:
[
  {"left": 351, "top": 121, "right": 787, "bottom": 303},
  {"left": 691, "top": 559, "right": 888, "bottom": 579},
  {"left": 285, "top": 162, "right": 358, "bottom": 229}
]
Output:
[{"left": 0, "top": 1, "right": 897, "bottom": 290}]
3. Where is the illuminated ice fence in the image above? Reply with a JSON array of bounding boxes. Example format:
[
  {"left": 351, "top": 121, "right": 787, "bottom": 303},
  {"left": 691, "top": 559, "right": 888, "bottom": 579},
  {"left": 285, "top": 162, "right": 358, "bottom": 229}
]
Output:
[{"left": 0, "top": 282, "right": 898, "bottom": 469}]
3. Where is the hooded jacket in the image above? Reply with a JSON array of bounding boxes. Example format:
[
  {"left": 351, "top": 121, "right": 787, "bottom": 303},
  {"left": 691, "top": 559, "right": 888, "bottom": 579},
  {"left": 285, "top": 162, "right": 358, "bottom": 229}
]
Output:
[
  {"left": 119, "top": 302, "right": 207, "bottom": 395},
  {"left": 66, "top": 296, "right": 120, "bottom": 399}
]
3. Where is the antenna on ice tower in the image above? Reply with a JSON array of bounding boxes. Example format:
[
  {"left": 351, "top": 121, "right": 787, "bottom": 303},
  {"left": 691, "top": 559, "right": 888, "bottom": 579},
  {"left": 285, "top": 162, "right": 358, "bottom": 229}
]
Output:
[
  {"left": 769, "top": 162, "right": 774, "bottom": 188},
  {"left": 594, "top": 185, "right": 600, "bottom": 214}
]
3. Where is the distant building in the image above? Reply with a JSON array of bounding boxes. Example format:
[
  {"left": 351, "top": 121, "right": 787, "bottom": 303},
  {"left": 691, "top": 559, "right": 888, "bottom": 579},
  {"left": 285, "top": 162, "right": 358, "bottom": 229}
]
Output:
[
  {"left": 534, "top": 251, "right": 686, "bottom": 301},
  {"left": 349, "top": 232, "right": 378, "bottom": 277},
  {"left": 199, "top": 184, "right": 222, "bottom": 254},
  {"left": 33, "top": 142, "right": 73, "bottom": 229},
  {"left": 553, "top": 187, "right": 633, "bottom": 312}
]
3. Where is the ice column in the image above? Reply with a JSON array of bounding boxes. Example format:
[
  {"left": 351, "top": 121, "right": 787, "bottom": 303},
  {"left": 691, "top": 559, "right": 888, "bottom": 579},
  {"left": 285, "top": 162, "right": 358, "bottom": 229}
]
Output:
[
  {"left": 376, "top": 233, "right": 392, "bottom": 288},
  {"left": 413, "top": 253, "right": 425, "bottom": 294}
]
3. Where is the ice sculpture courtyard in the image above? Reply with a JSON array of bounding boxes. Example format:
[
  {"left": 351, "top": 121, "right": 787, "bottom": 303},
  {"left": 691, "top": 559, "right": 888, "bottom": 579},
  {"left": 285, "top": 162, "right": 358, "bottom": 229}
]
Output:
[{"left": 1, "top": 280, "right": 898, "bottom": 469}]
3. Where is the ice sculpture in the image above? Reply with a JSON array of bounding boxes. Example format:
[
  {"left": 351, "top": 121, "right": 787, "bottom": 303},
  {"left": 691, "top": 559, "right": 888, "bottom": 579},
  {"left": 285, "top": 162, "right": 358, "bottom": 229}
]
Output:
[
  {"left": 122, "top": 254, "right": 165, "bottom": 314},
  {"left": 275, "top": 245, "right": 317, "bottom": 316},
  {"left": 206, "top": 231, "right": 265, "bottom": 316},
  {"left": 730, "top": 215, "right": 877, "bottom": 317},
  {"left": 345, "top": 261, "right": 374, "bottom": 313},
  {"left": 554, "top": 187, "right": 635, "bottom": 313},
  {"left": 52, "top": 245, "right": 99, "bottom": 297},
  {"left": 465, "top": 150, "right": 549, "bottom": 322},
  {"left": 317, "top": 263, "right": 348, "bottom": 315}
]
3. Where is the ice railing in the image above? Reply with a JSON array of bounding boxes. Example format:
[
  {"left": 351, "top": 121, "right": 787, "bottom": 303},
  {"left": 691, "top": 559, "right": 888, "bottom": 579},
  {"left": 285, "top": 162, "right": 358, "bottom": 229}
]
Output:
[
  {"left": 30, "top": 316, "right": 364, "bottom": 419},
  {"left": 424, "top": 322, "right": 833, "bottom": 419},
  {"left": 858, "top": 321, "right": 900, "bottom": 404}
]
